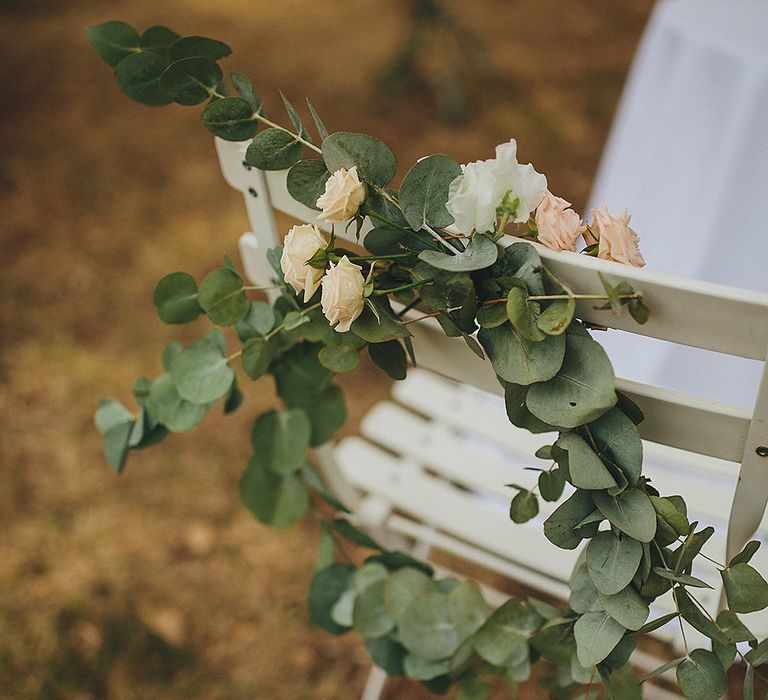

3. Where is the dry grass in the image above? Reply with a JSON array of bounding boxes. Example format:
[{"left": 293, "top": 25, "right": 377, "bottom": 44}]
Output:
[{"left": 0, "top": 1, "right": 664, "bottom": 697}]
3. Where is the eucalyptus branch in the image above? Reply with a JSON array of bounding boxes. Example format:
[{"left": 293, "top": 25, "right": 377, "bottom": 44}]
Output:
[{"left": 253, "top": 112, "right": 323, "bottom": 155}]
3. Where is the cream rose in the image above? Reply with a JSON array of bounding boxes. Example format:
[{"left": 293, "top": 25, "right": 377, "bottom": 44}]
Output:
[
  {"left": 280, "top": 224, "right": 328, "bottom": 301},
  {"left": 587, "top": 205, "right": 645, "bottom": 267},
  {"left": 446, "top": 139, "right": 547, "bottom": 234},
  {"left": 535, "top": 190, "right": 582, "bottom": 252},
  {"left": 321, "top": 256, "right": 366, "bottom": 332},
  {"left": 316, "top": 166, "right": 366, "bottom": 222}
]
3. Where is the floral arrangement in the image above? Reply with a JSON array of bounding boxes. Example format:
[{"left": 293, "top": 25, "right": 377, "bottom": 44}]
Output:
[{"left": 88, "top": 21, "right": 768, "bottom": 699}]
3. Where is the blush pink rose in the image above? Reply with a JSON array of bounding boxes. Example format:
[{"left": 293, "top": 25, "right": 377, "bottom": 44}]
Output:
[
  {"left": 587, "top": 205, "right": 645, "bottom": 267},
  {"left": 534, "top": 190, "right": 582, "bottom": 252}
]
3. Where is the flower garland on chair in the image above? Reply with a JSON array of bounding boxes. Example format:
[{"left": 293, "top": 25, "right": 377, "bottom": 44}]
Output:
[{"left": 88, "top": 20, "right": 768, "bottom": 699}]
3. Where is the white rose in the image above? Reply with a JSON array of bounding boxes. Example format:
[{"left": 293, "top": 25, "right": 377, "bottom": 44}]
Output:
[
  {"left": 587, "top": 205, "right": 645, "bottom": 267},
  {"left": 321, "top": 256, "right": 365, "bottom": 332},
  {"left": 446, "top": 139, "right": 547, "bottom": 234},
  {"left": 316, "top": 166, "right": 366, "bottom": 222},
  {"left": 535, "top": 190, "right": 583, "bottom": 252},
  {"left": 280, "top": 224, "right": 328, "bottom": 301}
]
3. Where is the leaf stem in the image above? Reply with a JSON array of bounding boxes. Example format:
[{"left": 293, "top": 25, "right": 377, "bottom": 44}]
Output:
[
  {"left": 373, "top": 280, "right": 428, "bottom": 296},
  {"left": 252, "top": 112, "right": 322, "bottom": 154}
]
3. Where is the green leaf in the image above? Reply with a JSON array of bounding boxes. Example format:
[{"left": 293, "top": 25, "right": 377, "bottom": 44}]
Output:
[
  {"left": 488, "top": 242, "right": 546, "bottom": 296},
  {"left": 676, "top": 649, "right": 727, "bottom": 700},
  {"left": 556, "top": 432, "right": 617, "bottom": 490},
  {"left": 223, "top": 379, "right": 243, "bottom": 414},
  {"left": 95, "top": 399, "right": 133, "bottom": 434},
  {"left": 286, "top": 159, "right": 329, "bottom": 210},
  {"left": 651, "top": 496, "right": 690, "bottom": 537},
  {"left": 476, "top": 303, "right": 508, "bottom": 329},
  {"left": 473, "top": 600, "right": 536, "bottom": 666},
  {"left": 384, "top": 568, "right": 435, "bottom": 624},
  {"left": 478, "top": 323, "right": 565, "bottom": 386},
  {"left": 332, "top": 563, "right": 389, "bottom": 627},
  {"left": 721, "top": 563, "right": 768, "bottom": 613},
  {"left": 115, "top": 52, "right": 172, "bottom": 106},
  {"left": 235, "top": 301, "right": 277, "bottom": 341},
  {"left": 674, "top": 588, "right": 729, "bottom": 644},
  {"left": 167, "top": 35, "right": 231, "bottom": 62},
  {"left": 365, "top": 636, "right": 406, "bottom": 677},
  {"left": 368, "top": 340, "right": 407, "bottom": 380},
  {"left": 717, "top": 610, "right": 755, "bottom": 644},
  {"left": 351, "top": 299, "right": 410, "bottom": 342},
  {"left": 250, "top": 409, "right": 311, "bottom": 475},
  {"left": 593, "top": 489, "right": 657, "bottom": 543},
  {"left": 456, "top": 675, "right": 492, "bottom": 700},
  {"left": 318, "top": 344, "right": 360, "bottom": 373},
  {"left": 538, "top": 468, "right": 566, "bottom": 502},
  {"left": 602, "top": 666, "right": 642, "bottom": 700},
  {"left": 398, "top": 155, "right": 461, "bottom": 231},
  {"left": 652, "top": 568, "right": 713, "bottom": 589},
  {"left": 506, "top": 286, "right": 545, "bottom": 341},
  {"left": 543, "top": 490, "right": 597, "bottom": 550},
  {"left": 306, "top": 98, "right": 329, "bottom": 141},
  {"left": 637, "top": 612, "right": 679, "bottom": 634},
  {"left": 231, "top": 72, "right": 262, "bottom": 112},
  {"left": 197, "top": 267, "right": 248, "bottom": 325},
  {"left": 302, "top": 384, "right": 346, "bottom": 446},
  {"left": 526, "top": 331, "right": 617, "bottom": 429},
  {"left": 330, "top": 519, "right": 383, "bottom": 550},
  {"left": 399, "top": 591, "right": 460, "bottom": 660},
  {"left": 586, "top": 531, "right": 643, "bottom": 595},
  {"left": 308, "top": 563, "right": 354, "bottom": 634},
  {"left": 160, "top": 57, "right": 222, "bottom": 105},
  {"left": 241, "top": 337, "right": 268, "bottom": 379},
  {"left": 353, "top": 579, "right": 395, "bottom": 638},
  {"left": 272, "top": 343, "right": 333, "bottom": 403},
  {"left": 147, "top": 373, "right": 212, "bottom": 432},
  {"left": 202, "top": 96, "right": 257, "bottom": 141},
  {"left": 245, "top": 127, "right": 302, "bottom": 170},
  {"left": 570, "top": 564, "right": 602, "bottom": 614},
  {"left": 170, "top": 337, "right": 234, "bottom": 404},
  {"left": 588, "top": 409, "right": 643, "bottom": 487},
  {"left": 744, "top": 663, "right": 755, "bottom": 700},
  {"left": 153, "top": 272, "right": 201, "bottom": 323},
  {"left": 367, "top": 551, "right": 432, "bottom": 576},
  {"left": 362, "top": 226, "right": 404, "bottom": 255},
  {"left": 85, "top": 21, "right": 139, "bottom": 67},
  {"left": 403, "top": 655, "right": 450, "bottom": 681},
  {"left": 598, "top": 587, "right": 649, "bottom": 631},
  {"left": 103, "top": 420, "right": 133, "bottom": 474},
  {"left": 418, "top": 234, "right": 498, "bottom": 272},
  {"left": 447, "top": 580, "right": 490, "bottom": 638},
  {"left": 138, "top": 26, "right": 179, "bottom": 56},
  {"left": 729, "top": 540, "right": 761, "bottom": 567},
  {"left": 239, "top": 456, "right": 309, "bottom": 528},
  {"left": 537, "top": 296, "right": 575, "bottom": 336},
  {"left": 279, "top": 92, "right": 311, "bottom": 143},
  {"left": 509, "top": 489, "right": 539, "bottom": 524},
  {"left": 504, "top": 382, "right": 555, "bottom": 433},
  {"left": 322, "top": 132, "right": 397, "bottom": 187},
  {"left": 573, "top": 611, "right": 626, "bottom": 667}
]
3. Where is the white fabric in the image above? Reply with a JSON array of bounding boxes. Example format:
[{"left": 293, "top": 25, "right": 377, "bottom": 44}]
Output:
[{"left": 588, "top": 0, "right": 768, "bottom": 408}]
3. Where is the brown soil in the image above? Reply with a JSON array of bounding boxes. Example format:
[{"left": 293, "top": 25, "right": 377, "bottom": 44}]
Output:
[{"left": 5, "top": 1, "right": 729, "bottom": 698}]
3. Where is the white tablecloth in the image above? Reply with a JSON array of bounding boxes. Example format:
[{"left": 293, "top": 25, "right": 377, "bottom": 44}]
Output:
[{"left": 587, "top": 0, "right": 768, "bottom": 408}]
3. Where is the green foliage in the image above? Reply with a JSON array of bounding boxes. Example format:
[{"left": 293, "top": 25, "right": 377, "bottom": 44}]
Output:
[
  {"left": 160, "top": 57, "right": 222, "bottom": 105},
  {"left": 419, "top": 234, "right": 498, "bottom": 272},
  {"left": 153, "top": 271, "right": 201, "bottom": 323},
  {"left": 116, "top": 52, "right": 172, "bottom": 106},
  {"left": 398, "top": 155, "right": 461, "bottom": 231},
  {"left": 321, "top": 132, "right": 397, "bottom": 187},
  {"left": 286, "top": 159, "right": 329, "bottom": 209},
  {"left": 676, "top": 649, "right": 727, "bottom": 700},
  {"left": 197, "top": 267, "right": 248, "bottom": 325},
  {"left": 86, "top": 21, "right": 140, "bottom": 67},
  {"left": 246, "top": 127, "right": 302, "bottom": 170},
  {"left": 203, "top": 97, "right": 258, "bottom": 141}
]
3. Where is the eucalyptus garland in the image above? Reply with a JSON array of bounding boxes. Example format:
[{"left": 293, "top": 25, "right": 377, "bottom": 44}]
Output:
[{"left": 88, "top": 21, "right": 768, "bottom": 699}]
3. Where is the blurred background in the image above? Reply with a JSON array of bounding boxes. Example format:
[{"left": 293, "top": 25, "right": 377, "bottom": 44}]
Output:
[{"left": 1, "top": 1, "right": 658, "bottom": 697}]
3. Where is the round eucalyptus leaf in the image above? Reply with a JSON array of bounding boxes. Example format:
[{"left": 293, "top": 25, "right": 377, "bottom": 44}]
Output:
[
  {"left": 479, "top": 323, "right": 565, "bottom": 386},
  {"left": 202, "top": 96, "right": 257, "bottom": 141},
  {"left": 246, "top": 127, "right": 302, "bottom": 170},
  {"left": 418, "top": 234, "right": 498, "bottom": 273},
  {"left": 170, "top": 337, "right": 234, "bottom": 404},
  {"left": 586, "top": 531, "right": 643, "bottom": 595},
  {"left": 537, "top": 296, "right": 575, "bottom": 335},
  {"left": 167, "top": 35, "right": 232, "bottom": 62},
  {"left": 543, "top": 490, "right": 596, "bottom": 550},
  {"left": 160, "top": 57, "right": 222, "bottom": 105},
  {"left": 197, "top": 267, "right": 248, "bottom": 326},
  {"left": 95, "top": 399, "right": 133, "bottom": 434},
  {"left": 103, "top": 420, "right": 133, "bottom": 474},
  {"left": 241, "top": 336, "right": 268, "bottom": 379},
  {"left": 599, "top": 589, "right": 649, "bottom": 632},
  {"left": 721, "top": 563, "right": 768, "bottom": 614},
  {"left": 556, "top": 432, "right": 616, "bottom": 490},
  {"left": 85, "top": 20, "right": 139, "bottom": 67},
  {"left": 147, "top": 373, "right": 211, "bottom": 432},
  {"left": 526, "top": 331, "right": 617, "bottom": 428},
  {"left": 302, "top": 384, "right": 346, "bottom": 446},
  {"left": 506, "top": 286, "right": 545, "bottom": 341},
  {"left": 504, "top": 382, "right": 554, "bottom": 433},
  {"left": 116, "top": 51, "right": 172, "bottom": 106},
  {"left": 399, "top": 591, "right": 460, "bottom": 660},
  {"left": 287, "top": 159, "right": 329, "bottom": 210},
  {"left": 398, "top": 155, "right": 461, "bottom": 231},
  {"left": 368, "top": 340, "right": 407, "bottom": 380},
  {"left": 538, "top": 468, "right": 566, "bottom": 502},
  {"left": 322, "top": 132, "right": 397, "bottom": 187},
  {"left": 152, "top": 271, "right": 201, "bottom": 323},
  {"left": 308, "top": 563, "right": 354, "bottom": 635},
  {"left": 403, "top": 655, "right": 450, "bottom": 681},
  {"left": 509, "top": 489, "right": 539, "bottom": 524},
  {"left": 447, "top": 580, "right": 491, "bottom": 639},
  {"left": 588, "top": 408, "right": 643, "bottom": 487},
  {"left": 318, "top": 344, "right": 360, "bottom": 373},
  {"left": 593, "top": 489, "right": 657, "bottom": 543},
  {"left": 363, "top": 226, "right": 404, "bottom": 255},
  {"left": 139, "top": 26, "right": 180, "bottom": 56},
  {"left": 353, "top": 579, "right": 395, "bottom": 639},
  {"left": 250, "top": 408, "right": 311, "bottom": 475},
  {"left": 473, "top": 600, "right": 534, "bottom": 666},
  {"left": 384, "top": 567, "right": 435, "bottom": 624},
  {"left": 231, "top": 72, "right": 263, "bottom": 113},
  {"left": 239, "top": 457, "right": 309, "bottom": 528},
  {"left": 676, "top": 649, "right": 727, "bottom": 700},
  {"left": 573, "top": 611, "right": 626, "bottom": 668},
  {"left": 236, "top": 301, "right": 276, "bottom": 340},
  {"left": 365, "top": 636, "right": 406, "bottom": 677},
  {"left": 569, "top": 564, "right": 602, "bottom": 614},
  {"left": 476, "top": 303, "right": 508, "bottom": 329}
]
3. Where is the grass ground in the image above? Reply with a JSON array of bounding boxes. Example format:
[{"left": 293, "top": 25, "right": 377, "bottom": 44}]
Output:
[{"left": 0, "top": 1, "right": 683, "bottom": 697}]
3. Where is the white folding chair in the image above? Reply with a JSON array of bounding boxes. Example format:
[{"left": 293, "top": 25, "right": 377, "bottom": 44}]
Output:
[{"left": 214, "top": 136, "right": 768, "bottom": 694}]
